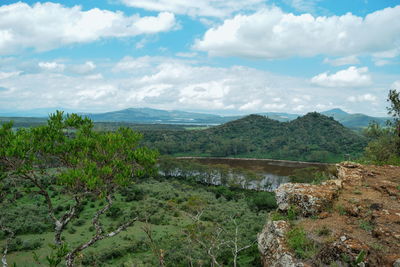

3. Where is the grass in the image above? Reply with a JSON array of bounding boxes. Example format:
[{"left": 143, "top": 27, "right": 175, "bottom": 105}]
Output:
[
  {"left": 335, "top": 204, "right": 347, "bottom": 216},
  {"left": 286, "top": 226, "right": 317, "bottom": 259},
  {"left": 316, "top": 225, "right": 331, "bottom": 237},
  {"left": 1, "top": 177, "right": 270, "bottom": 266},
  {"left": 359, "top": 220, "right": 374, "bottom": 232}
]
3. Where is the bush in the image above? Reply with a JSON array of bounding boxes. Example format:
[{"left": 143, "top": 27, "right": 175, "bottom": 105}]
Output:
[
  {"left": 73, "top": 219, "right": 86, "bottom": 227},
  {"left": 106, "top": 206, "right": 122, "bottom": 219},
  {"left": 286, "top": 226, "right": 316, "bottom": 259},
  {"left": 8, "top": 238, "right": 43, "bottom": 252},
  {"left": 248, "top": 192, "right": 277, "bottom": 211}
]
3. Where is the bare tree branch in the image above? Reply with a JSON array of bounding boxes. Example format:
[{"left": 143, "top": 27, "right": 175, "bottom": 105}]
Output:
[
  {"left": 65, "top": 194, "right": 136, "bottom": 267},
  {"left": 0, "top": 224, "right": 14, "bottom": 267}
]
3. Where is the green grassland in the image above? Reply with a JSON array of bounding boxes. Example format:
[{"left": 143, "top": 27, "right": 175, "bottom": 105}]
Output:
[{"left": 1, "top": 175, "right": 275, "bottom": 266}]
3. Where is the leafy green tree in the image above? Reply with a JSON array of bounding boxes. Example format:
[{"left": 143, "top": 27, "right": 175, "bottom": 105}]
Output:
[
  {"left": 362, "top": 90, "right": 400, "bottom": 165},
  {"left": 0, "top": 111, "right": 158, "bottom": 267},
  {"left": 387, "top": 89, "right": 400, "bottom": 137}
]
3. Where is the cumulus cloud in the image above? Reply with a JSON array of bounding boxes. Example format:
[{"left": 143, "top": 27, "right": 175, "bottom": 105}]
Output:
[
  {"left": 0, "top": 57, "right": 392, "bottom": 116},
  {"left": 70, "top": 61, "right": 96, "bottom": 74},
  {"left": 0, "top": 2, "right": 177, "bottom": 54},
  {"left": 392, "top": 80, "right": 400, "bottom": 90},
  {"left": 0, "top": 71, "right": 20, "bottom": 79},
  {"left": 310, "top": 66, "right": 372, "bottom": 88},
  {"left": 372, "top": 48, "right": 399, "bottom": 66},
  {"left": 347, "top": 94, "right": 377, "bottom": 103},
  {"left": 38, "top": 61, "right": 65, "bottom": 72},
  {"left": 121, "top": 0, "right": 265, "bottom": 18},
  {"left": 323, "top": 55, "right": 360, "bottom": 66},
  {"left": 284, "top": 0, "right": 322, "bottom": 13},
  {"left": 194, "top": 6, "right": 400, "bottom": 59}
]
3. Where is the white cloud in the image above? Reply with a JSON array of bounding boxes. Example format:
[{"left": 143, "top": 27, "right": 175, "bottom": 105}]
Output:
[
  {"left": 392, "top": 80, "right": 400, "bottom": 90},
  {"left": 311, "top": 66, "right": 372, "bottom": 87},
  {"left": 347, "top": 93, "right": 377, "bottom": 103},
  {"left": 263, "top": 103, "right": 286, "bottom": 110},
  {"left": 38, "top": 61, "right": 65, "bottom": 72},
  {"left": 239, "top": 99, "right": 262, "bottom": 111},
  {"left": 372, "top": 48, "right": 399, "bottom": 66},
  {"left": 176, "top": 52, "right": 198, "bottom": 58},
  {"left": 374, "top": 59, "right": 392, "bottom": 67},
  {"left": 0, "top": 57, "right": 394, "bottom": 116},
  {"left": 70, "top": 61, "right": 96, "bottom": 74},
  {"left": 194, "top": 6, "right": 400, "bottom": 59},
  {"left": 121, "top": 0, "right": 265, "bottom": 18},
  {"left": 0, "top": 2, "right": 177, "bottom": 54},
  {"left": 323, "top": 55, "right": 360, "bottom": 66},
  {"left": 284, "top": 0, "right": 321, "bottom": 13},
  {"left": 0, "top": 71, "right": 20, "bottom": 79}
]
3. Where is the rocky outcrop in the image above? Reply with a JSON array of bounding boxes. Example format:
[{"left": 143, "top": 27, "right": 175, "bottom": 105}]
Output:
[
  {"left": 336, "top": 162, "right": 365, "bottom": 186},
  {"left": 259, "top": 162, "right": 400, "bottom": 266},
  {"left": 275, "top": 179, "right": 342, "bottom": 216},
  {"left": 258, "top": 220, "right": 305, "bottom": 267}
]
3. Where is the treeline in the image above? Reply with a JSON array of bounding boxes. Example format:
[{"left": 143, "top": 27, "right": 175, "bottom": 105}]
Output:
[{"left": 142, "top": 112, "right": 367, "bottom": 163}]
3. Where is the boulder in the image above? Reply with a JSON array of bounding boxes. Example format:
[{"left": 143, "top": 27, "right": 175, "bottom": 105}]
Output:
[
  {"left": 258, "top": 220, "right": 305, "bottom": 267},
  {"left": 275, "top": 180, "right": 342, "bottom": 216}
]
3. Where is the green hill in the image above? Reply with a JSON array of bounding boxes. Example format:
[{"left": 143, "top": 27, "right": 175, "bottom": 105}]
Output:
[{"left": 142, "top": 112, "right": 367, "bottom": 163}]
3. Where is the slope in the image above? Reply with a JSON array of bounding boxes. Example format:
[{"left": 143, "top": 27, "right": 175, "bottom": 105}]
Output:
[{"left": 142, "top": 113, "right": 367, "bottom": 163}]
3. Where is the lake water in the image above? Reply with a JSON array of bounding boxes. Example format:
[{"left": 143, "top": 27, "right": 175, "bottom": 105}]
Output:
[{"left": 175, "top": 157, "right": 332, "bottom": 191}]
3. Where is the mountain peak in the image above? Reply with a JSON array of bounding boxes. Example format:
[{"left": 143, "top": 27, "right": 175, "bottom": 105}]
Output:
[{"left": 322, "top": 108, "right": 349, "bottom": 115}]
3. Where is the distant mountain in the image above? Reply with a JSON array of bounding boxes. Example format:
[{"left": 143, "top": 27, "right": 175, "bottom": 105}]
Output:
[
  {"left": 321, "top": 108, "right": 389, "bottom": 129},
  {"left": 78, "top": 107, "right": 392, "bottom": 129},
  {"left": 84, "top": 107, "right": 240, "bottom": 124},
  {"left": 0, "top": 107, "right": 390, "bottom": 129},
  {"left": 257, "top": 112, "right": 299, "bottom": 122},
  {"left": 142, "top": 112, "right": 367, "bottom": 163}
]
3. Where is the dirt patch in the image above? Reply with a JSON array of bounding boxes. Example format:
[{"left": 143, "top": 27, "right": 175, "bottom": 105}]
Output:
[{"left": 300, "top": 164, "right": 400, "bottom": 266}]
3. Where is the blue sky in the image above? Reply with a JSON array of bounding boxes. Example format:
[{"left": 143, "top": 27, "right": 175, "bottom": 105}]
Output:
[{"left": 0, "top": 0, "right": 399, "bottom": 116}]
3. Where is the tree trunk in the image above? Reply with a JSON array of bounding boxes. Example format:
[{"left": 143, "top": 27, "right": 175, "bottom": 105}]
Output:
[{"left": 65, "top": 195, "right": 135, "bottom": 267}]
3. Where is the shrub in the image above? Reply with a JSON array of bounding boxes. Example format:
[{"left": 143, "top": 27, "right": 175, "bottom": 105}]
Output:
[
  {"left": 248, "top": 192, "right": 277, "bottom": 211},
  {"left": 286, "top": 226, "right": 316, "bottom": 259},
  {"left": 73, "top": 219, "right": 86, "bottom": 227}
]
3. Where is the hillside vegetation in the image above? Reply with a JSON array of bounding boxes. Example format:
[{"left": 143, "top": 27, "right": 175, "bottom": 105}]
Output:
[{"left": 143, "top": 112, "right": 367, "bottom": 163}]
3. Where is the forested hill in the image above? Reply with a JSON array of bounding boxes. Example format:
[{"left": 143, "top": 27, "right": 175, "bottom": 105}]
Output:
[{"left": 142, "top": 112, "right": 367, "bottom": 163}]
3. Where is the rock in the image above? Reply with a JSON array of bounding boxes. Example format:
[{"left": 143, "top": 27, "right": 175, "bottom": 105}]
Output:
[
  {"left": 334, "top": 234, "right": 369, "bottom": 259},
  {"left": 393, "top": 258, "right": 400, "bottom": 267},
  {"left": 258, "top": 220, "right": 305, "bottom": 267},
  {"left": 370, "top": 203, "right": 383, "bottom": 211},
  {"left": 319, "top": 211, "right": 330, "bottom": 219},
  {"left": 344, "top": 204, "right": 362, "bottom": 217},
  {"left": 337, "top": 162, "right": 365, "bottom": 186},
  {"left": 275, "top": 180, "right": 341, "bottom": 216}
]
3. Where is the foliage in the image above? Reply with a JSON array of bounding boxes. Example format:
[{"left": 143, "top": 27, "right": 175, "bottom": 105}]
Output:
[
  {"left": 1, "top": 177, "right": 271, "bottom": 266},
  {"left": 361, "top": 90, "right": 400, "bottom": 165},
  {"left": 286, "top": 226, "right": 317, "bottom": 259},
  {"left": 0, "top": 111, "right": 158, "bottom": 266},
  {"left": 143, "top": 113, "right": 366, "bottom": 163}
]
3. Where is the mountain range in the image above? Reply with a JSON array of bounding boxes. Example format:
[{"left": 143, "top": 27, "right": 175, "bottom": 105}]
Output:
[{"left": 0, "top": 107, "right": 390, "bottom": 129}]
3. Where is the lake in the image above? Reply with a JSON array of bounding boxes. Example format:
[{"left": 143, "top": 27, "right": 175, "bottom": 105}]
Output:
[{"left": 172, "top": 157, "right": 333, "bottom": 191}]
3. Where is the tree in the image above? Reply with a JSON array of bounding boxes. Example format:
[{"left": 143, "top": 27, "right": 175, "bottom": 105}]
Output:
[
  {"left": 0, "top": 111, "right": 158, "bottom": 267},
  {"left": 362, "top": 89, "right": 400, "bottom": 165},
  {"left": 387, "top": 89, "right": 400, "bottom": 137}
]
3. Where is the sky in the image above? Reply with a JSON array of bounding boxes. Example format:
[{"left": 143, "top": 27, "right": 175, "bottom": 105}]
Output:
[{"left": 0, "top": 0, "right": 399, "bottom": 116}]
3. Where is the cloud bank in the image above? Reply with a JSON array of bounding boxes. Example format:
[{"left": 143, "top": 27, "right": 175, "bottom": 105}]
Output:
[
  {"left": 0, "top": 2, "right": 177, "bottom": 54},
  {"left": 195, "top": 6, "right": 400, "bottom": 59}
]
